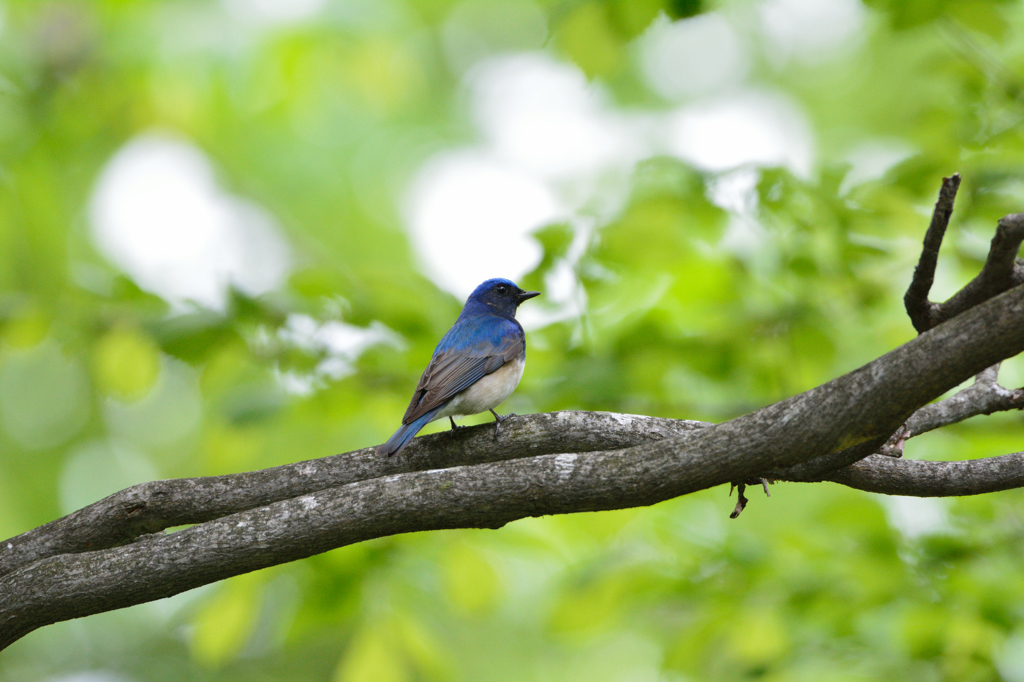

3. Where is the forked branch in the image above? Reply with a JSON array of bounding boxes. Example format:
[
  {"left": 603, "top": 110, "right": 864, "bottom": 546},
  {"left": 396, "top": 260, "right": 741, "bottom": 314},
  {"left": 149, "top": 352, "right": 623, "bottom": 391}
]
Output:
[{"left": 1, "top": 176, "right": 1023, "bottom": 650}]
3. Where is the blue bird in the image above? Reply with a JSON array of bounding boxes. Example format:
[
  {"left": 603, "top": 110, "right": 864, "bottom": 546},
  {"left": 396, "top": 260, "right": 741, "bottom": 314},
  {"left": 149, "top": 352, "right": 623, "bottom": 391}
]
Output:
[{"left": 378, "top": 278, "right": 540, "bottom": 456}]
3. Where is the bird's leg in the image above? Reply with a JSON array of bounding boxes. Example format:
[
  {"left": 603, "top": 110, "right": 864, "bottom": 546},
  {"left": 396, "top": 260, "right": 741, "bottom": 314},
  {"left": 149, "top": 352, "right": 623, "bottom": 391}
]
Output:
[
  {"left": 489, "top": 409, "right": 516, "bottom": 437},
  {"left": 447, "top": 416, "right": 464, "bottom": 438}
]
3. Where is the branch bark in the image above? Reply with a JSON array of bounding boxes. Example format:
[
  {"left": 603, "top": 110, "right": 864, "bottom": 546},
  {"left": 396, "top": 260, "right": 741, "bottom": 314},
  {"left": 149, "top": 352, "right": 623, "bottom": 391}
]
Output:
[
  {"left": 4, "top": 356, "right": 1021, "bottom": 581},
  {"left": 905, "top": 172, "right": 961, "bottom": 331},
  {"left": 827, "top": 451, "right": 1024, "bottom": 496},
  {"left": 2, "top": 281, "right": 1023, "bottom": 649},
  {"left": 905, "top": 173, "right": 1024, "bottom": 332},
  {"left": 0, "top": 413, "right": 710, "bottom": 579},
  {"left": 2, "top": 177, "right": 1024, "bottom": 650},
  {"left": 902, "top": 363, "right": 1024, "bottom": 436}
]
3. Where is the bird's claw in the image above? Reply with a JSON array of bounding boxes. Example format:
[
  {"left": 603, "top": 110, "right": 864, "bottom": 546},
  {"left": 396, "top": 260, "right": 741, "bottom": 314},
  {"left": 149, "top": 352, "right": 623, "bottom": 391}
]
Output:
[
  {"left": 448, "top": 416, "right": 465, "bottom": 438},
  {"left": 490, "top": 409, "right": 516, "bottom": 437}
]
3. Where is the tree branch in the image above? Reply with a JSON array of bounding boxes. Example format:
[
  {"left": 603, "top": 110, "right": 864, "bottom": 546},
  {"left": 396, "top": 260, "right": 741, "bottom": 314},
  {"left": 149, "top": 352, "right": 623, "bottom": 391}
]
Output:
[
  {"left": 905, "top": 172, "right": 961, "bottom": 332},
  {"left": 905, "top": 174, "right": 1024, "bottom": 332},
  {"left": 903, "top": 362, "right": 1024, "bottom": 436},
  {"left": 3, "top": 180, "right": 1024, "bottom": 649},
  {"left": 769, "top": 363, "right": 1023, "bottom": 483},
  {"left": 5, "top": 354, "right": 1021, "bottom": 581},
  {"left": 0, "top": 413, "right": 710, "bottom": 579},
  {"left": 2, "top": 281, "right": 1022, "bottom": 649},
  {"left": 938, "top": 213, "right": 1024, "bottom": 326},
  {"left": 827, "top": 452, "right": 1024, "bottom": 496}
]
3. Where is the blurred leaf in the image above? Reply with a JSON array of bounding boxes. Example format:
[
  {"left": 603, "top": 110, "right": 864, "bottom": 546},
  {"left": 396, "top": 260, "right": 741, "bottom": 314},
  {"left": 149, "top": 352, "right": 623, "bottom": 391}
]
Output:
[
  {"left": 548, "top": 572, "right": 625, "bottom": 635},
  {"left": 865, "top": 0, "right": 1015, "bottom": 33},
  {"left": 335, "top": 621, "right": 411, "bottom": 682},
  {"left": 290, "top": 267, "right": 350, "bottom": 301},
  {"left": 219, "top": 383, "right": 286, "bottom": 426},
  {"left": 609, "top": 0, "right": 672, "bottom": 39},
  {"left": 443, "top": 542, "right": 501, "bottom": 615},
  {"left": 532, "top": 222, "right": 574, "bottom": 264},
  {"left": 554, "top": 2, "right": 624, "bottom": 77},
  {"left": 0, "top": 341, "right": 90, "bottom": 449},
  {"left": 394, "top": 614, "right": 454, "bottom": 681},
  {"left": 725, "top": 608, "right": 790, "bottom": 670},
  {"left": 0, "top": 304, "right": 50, "bottom": 349},
  {"left": 150, "top": 311, "right": 241, "bottom": 364},
  {"left": 947, "top": 2, "right": 1012, "bottom": 39},
  {"left": 4, "top": 0, "right": 1024, "bottom": 680},
  {"left": 862, "top": 0, "right": 947, "bottom": 30},
  {"left": 667, "top": 0, "right": 703, "bottom": 19},
  {"left": 92, "top": 325, "right": 161, "bottom": 401},
  {"left": 109, "top": 275, "right": 169, "bottom": 312},
  {"left": 228, "top": 288, "right": 289, "bottom": 328},
  {"left": 190, "top": 573, "right": 264, "bottom": 668}
]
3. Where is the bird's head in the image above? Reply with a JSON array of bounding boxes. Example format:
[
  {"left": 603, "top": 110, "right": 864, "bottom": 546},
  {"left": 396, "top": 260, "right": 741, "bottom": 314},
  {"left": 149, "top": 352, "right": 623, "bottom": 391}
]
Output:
[{"left": 466, "top": 278, "right": 540, "bottom": 318}]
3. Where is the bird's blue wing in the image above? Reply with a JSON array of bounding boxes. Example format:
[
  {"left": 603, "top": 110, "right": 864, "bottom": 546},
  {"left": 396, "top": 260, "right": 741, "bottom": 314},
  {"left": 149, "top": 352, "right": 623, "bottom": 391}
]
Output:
[{"left": 401, "top": 317, "right": 524, "bottom": 424}]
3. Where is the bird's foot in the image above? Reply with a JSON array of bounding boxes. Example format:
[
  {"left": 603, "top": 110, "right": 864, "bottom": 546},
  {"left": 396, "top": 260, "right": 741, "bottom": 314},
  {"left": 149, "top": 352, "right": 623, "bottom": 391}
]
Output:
[
  {"left": 729, "top": 477, "right": 773, "bottom": 519},
  {"left": 448, "top": 416, "right": 464, "bottom": 438},
  {"left": 489, "top": 409, "right": 516, "bottom": 437}
]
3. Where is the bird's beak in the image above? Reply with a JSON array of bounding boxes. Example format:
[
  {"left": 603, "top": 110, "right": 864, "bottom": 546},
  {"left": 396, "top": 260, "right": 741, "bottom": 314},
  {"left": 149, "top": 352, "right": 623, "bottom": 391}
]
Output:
[{"left": 517, "top": 290, "right": 540, "bottom": 303}]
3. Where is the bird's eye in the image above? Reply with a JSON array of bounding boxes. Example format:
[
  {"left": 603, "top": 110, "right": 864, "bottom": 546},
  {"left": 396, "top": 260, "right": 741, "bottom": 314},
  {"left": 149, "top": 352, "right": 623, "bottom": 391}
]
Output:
[{"left": 496, "top": 285, "right": 508, "bottom": 294}]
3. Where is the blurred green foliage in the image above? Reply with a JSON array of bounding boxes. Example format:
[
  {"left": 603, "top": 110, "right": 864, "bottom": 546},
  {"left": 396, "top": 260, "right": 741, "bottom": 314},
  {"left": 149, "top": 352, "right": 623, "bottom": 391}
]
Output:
[{"left": 2, "top": 0, "right": 1024, "bottom": 680}]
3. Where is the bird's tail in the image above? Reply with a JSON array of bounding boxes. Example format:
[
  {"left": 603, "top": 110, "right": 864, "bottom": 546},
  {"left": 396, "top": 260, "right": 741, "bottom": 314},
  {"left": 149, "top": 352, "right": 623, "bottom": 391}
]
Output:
[{"left": 377, "top": 408, "right": 440, "bottom": 456}]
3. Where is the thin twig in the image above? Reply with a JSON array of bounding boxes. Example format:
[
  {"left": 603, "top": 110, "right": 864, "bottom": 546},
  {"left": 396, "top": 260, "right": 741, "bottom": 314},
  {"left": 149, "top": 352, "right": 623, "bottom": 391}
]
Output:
[
  {"left": 905, "top": 173, "right": 961, "bottom": 332},
  {"left": 903, "top": 363, "right": 1024, "bottom": 437},
  {"left": 905, "top": 176, "right": 1024, "bottom": 333},
  {"left": 937, "top": 213, "right": 1024, "bottom": 325}
]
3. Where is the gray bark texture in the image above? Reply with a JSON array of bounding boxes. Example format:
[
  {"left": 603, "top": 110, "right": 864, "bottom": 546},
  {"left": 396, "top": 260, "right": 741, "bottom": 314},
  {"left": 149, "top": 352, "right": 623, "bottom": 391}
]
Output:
[{"left": 1, "top": 176, "right": 1022, "bottom": 651}]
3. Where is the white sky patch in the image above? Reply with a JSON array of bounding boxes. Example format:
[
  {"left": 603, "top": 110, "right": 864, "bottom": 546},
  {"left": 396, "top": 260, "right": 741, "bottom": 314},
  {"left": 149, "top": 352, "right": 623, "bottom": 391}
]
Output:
[
  {"left": 516, "top": 256, "right": 586, "bottom": 331},
  {"left": 708, "top": 167, "right": 761, "bottom": 216},
  {"left": 406, "top": 48, "right": 816, "bottom": 318},
  {"left": 275, "top": 313, "right": 404, "bottom": 394},
  {"left": 89, "top": 133, "right": 292, "bottom": 312},
  {"left": 760, "top": 0, "right": 865, "bottom": 64},
  {"left": 709, "top": 168, "right": 776, "bottom": 271},
  {"left": 838, "top": 140, "right": 917, "bottom": 196},
  {"left": 638, "top": 12, "right": 749, "bottom": 100},
  {"left": 223, "top": 0, "right": 325, "bottom": 25},
  {"left": 667, "top": 90, "right": 814, "bottom": 177},
  {"left": 405, "top": 150, "right": 560, "bottom": 298},
  {"left": 468, "top": 54, "right": 650, "bottom": 181},
  {"left": 408, "top": 54, "right": 652, "bottom": 307},
  {"left": 883, "top": 496, "right": 951, "bottom": 540}
]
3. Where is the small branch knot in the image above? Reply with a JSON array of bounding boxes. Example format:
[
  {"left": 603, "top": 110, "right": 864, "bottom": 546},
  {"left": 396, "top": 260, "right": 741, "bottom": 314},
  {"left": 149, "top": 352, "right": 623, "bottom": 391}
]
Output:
[{"left": 729, "top": 478, "right": 773, "bottom": 519}]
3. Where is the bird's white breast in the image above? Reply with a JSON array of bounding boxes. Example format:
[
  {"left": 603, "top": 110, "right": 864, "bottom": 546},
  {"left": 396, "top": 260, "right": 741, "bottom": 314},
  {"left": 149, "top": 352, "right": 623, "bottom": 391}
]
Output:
[{"left": 436, "top": 353, "right": 525, "bottom": 420}]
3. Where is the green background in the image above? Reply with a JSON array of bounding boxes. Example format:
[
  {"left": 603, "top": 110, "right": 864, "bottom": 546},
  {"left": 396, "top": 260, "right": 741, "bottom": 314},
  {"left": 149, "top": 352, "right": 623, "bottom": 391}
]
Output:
[{"left": 2, "top": 0, "right": 1024, "bottom": 679}]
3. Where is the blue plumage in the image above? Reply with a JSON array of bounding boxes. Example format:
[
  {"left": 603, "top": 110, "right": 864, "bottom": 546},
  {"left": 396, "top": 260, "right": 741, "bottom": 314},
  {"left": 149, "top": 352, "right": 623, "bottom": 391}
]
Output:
[
  {"left": 378, "top": 278, "right": 540, "bottom": 456},
  {"left": 377, "top": 407, "right": 441, "bottom": 457}
]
